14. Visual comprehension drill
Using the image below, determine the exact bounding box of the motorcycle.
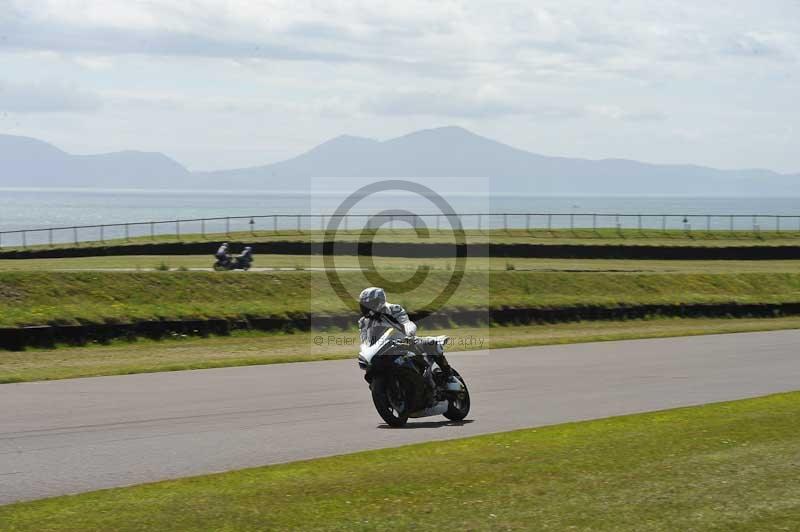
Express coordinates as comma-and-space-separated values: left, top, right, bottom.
358, 327, 470, 427
212, 254, 253, 271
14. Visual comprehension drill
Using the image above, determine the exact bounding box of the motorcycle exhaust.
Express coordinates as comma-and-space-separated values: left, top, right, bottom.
408, 400, 448, 418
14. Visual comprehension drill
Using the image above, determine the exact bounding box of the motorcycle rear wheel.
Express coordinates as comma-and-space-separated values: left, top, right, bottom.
371, 376, 409, 427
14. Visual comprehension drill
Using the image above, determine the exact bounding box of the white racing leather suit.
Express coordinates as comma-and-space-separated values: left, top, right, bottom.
358, 303, 417, 346
358, 287, 452, 376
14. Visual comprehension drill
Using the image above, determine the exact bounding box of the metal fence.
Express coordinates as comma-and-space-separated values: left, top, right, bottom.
1, 213, 800, 249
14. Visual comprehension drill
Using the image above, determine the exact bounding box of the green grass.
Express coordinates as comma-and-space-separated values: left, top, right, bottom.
3, 391, 800, 530
3, 316, 800, 383
1, 254, 800, 273
4, 226, 800, 253
2, 270, 800, 327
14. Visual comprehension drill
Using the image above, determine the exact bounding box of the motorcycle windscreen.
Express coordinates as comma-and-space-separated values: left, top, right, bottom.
358, 328, 396, 365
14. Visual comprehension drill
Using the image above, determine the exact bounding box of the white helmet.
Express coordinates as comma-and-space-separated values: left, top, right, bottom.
359, 287, 386, 316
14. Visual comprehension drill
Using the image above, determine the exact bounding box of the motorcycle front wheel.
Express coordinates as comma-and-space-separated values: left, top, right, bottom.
444, 371, 470, 421
371, 375, 409, 427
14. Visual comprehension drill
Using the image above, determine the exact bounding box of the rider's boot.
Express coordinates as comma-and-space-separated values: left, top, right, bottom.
418, 338, 454, 382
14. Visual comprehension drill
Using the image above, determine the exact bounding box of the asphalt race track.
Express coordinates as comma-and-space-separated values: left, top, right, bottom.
2, 330, 799, 505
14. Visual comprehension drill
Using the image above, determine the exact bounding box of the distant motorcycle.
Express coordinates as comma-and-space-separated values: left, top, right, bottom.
213, 247, 254, 271
358, 328, 470, 427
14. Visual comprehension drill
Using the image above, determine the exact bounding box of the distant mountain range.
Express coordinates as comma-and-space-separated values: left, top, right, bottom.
1, 126, 798, 195
0, 134, 191, 188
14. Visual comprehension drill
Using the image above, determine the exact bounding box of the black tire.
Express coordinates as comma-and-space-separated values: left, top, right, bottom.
212, 262, 227, 271
444, 372, 470, 421
371, 375, 409, 427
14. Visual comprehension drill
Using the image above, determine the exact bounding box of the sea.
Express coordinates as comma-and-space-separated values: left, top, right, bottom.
1, 187, 799, 247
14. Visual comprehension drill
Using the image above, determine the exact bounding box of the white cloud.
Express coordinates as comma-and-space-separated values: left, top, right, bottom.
363, 89, 584, 119
586, 105, 666, 123
72, 55, 114, 70
725, 31, 799, 60
0, 80, 101, 113
4, 1, 798, 80
0, 1, 798, 172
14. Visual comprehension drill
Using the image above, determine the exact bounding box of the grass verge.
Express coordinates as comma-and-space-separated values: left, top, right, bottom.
1, 254, 799, 273
3, 270, 800, 327
2, 391, 799, 530
3, 316, 800, 383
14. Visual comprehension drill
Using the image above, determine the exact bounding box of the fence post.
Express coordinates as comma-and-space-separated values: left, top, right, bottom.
201, 219, 206, 238
706, 215, 711, 234
547, 214, 552, 232
503, 213, 508, 232
525, 214, 529, 232
593, 214, 598, 233
637, 214, 642, 234
176, 220, 180, 240
730, 215, 734, 233
344, 215, 348, 232
150, 222, 155, 241
49, 228, 53, 247
776, 216, 781, 234
615, 215, 621, 236
22, 230, 27, 249
273, 215, 278, 233
101, 225, 105, 243
296, 215, 301, 233
662, 215, 666, 233
436, 215, 440, 232
125, 223, 130, 242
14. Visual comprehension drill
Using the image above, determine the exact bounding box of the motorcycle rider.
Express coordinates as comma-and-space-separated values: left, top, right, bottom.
237, 246, 254, 268
358, 287, 452, 378
215, 242, 230, 265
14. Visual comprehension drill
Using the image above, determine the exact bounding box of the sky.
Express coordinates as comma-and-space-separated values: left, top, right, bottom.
0, 1, 798, 173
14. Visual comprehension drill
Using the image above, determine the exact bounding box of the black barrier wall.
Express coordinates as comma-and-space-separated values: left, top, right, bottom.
2, 301, 800, 351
